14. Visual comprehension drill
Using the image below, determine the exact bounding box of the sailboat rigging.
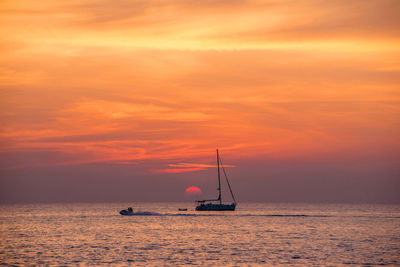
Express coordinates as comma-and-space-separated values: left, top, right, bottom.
195, 149, 237, 211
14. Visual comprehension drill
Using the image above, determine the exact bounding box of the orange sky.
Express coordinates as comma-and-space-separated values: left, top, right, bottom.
1, 0, 399, 175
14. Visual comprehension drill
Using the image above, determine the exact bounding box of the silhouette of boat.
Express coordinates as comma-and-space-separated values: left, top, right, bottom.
196, 149, 237, 211
120, 207, 134, 215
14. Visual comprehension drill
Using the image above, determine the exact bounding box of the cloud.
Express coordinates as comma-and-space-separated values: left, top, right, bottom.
152, 167, 205, 174
168, 163, 235, 168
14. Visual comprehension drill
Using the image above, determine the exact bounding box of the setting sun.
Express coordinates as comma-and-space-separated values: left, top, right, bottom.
184, 186, 202, 196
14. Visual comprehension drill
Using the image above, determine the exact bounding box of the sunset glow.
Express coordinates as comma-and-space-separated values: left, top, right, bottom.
0, 0, 399, 204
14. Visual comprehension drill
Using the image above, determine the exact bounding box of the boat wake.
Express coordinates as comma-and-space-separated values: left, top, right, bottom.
122, 211, 161, 216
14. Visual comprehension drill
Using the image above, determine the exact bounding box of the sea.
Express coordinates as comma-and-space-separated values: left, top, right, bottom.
1, 203, 399, 266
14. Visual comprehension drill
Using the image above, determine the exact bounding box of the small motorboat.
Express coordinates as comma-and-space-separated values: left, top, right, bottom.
178, 208, 187, 211
120, 207, 134, 215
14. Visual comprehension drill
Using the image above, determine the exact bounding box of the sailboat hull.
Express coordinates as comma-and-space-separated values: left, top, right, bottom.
196, 203, 236, 211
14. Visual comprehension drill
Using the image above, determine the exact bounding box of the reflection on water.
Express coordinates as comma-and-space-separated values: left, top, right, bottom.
1, 203, 399, 265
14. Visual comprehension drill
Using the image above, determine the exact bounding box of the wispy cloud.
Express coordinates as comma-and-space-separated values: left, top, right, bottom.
168, 163, 236, 168
1, 0, 399, 52
152, 167, 205, 174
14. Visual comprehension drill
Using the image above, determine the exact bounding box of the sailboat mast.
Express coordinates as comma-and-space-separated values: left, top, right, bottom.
217, 149, 222, 204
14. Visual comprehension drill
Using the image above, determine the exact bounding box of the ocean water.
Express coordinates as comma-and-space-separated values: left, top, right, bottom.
1, 203, 399, 266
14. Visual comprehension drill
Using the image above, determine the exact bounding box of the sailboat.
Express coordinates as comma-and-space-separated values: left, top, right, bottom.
195, 149, 237, 211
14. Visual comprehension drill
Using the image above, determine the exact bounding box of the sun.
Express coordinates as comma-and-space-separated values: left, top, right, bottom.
184, 186, 202, 196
